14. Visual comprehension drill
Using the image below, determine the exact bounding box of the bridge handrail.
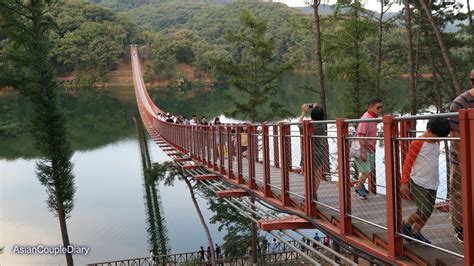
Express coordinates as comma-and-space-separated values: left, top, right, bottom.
131, 46, 474, 266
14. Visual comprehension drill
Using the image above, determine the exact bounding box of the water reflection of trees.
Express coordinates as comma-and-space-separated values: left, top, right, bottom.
0, 90, 136, 160
150, 74, 409, 121
134, 116, 170, 255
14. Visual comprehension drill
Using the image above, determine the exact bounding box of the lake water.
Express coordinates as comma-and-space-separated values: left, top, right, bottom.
0, 88, 228, 265
0, 75, 410, 264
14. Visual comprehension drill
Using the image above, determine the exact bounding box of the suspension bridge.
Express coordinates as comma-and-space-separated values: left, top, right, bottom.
93, 46, 474, 265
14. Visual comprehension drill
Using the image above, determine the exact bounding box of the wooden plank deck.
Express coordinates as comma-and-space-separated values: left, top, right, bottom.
227, 158, 465, 265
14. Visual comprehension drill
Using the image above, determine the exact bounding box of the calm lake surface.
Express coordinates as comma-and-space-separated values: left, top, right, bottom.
0, 88, 228, 265
0, 75, 409, 265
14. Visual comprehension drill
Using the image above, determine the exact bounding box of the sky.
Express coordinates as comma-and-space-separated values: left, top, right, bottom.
277, 0, 404, 11
277, 0, 472, 12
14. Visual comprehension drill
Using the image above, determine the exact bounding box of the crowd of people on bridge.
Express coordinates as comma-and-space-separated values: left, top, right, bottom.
156, 112, 222, 126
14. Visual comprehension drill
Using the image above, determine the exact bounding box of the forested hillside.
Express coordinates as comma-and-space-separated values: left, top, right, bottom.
1, 0, 473, 119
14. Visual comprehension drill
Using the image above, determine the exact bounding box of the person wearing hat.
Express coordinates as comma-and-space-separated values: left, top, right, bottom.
448, 69, 474, 243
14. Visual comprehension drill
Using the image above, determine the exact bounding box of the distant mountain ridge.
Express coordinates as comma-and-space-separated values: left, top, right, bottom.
293, 4, 466, 32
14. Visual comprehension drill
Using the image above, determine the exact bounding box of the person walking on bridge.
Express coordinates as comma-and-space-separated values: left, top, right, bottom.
400, 117, 451, 244
298, 103, 325, 200
353, 97, 383, 199
448, 69, 474, 243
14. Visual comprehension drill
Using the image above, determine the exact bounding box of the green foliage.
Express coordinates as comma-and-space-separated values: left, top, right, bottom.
0, 90, 136, 160
1, 4, 77, 264
54, 21, 126, 85
324, 1, 378, 118
207, 198, 260, 258
91, 0, 233, 12
126, 2, 305, 59
210, 10, 291, 122
408, 0, 472, 111
136, 119, 170, 255
1, 0, 76, 219
0, 98, 24, 137
48, 2, 135, 85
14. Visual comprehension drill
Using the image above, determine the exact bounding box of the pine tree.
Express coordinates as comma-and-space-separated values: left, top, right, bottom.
325, 0, 377, 118
210, 10, 290, 123
0, 1, 75, 265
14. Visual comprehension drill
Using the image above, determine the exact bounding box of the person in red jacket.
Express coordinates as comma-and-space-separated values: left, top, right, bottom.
400, 117, 451, 244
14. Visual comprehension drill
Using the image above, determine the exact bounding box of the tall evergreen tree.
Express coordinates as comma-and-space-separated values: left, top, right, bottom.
0, 1, 76, 265
403, 0, 417, 115
210, 10, 290, 123
325, 0, 377, 118
311, 0, 327, 116
416, 0, 462, 94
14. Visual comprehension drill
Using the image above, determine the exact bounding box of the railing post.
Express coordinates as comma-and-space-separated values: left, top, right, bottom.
459, 109, 474, 266
303, 120, 317, 218
236, 126, 244, 184
279, 122, 290, 206
202, 125, 206, 162
207, 126, 212, 168
336, 118, 352, 235
199, 125, 204, 162
262, 124, 271, 197
273, 125, 279, 168
192, 125, 196, 159
248, 125, 256, 189
219, 125, 225, 175
212, 126, 218, 171
383, 115, 404, 259
187, 126, 191, 156
196, 125, 201, 162
227, 125, 234, 179
399, 120, 410, 166
179, 124, 183, 152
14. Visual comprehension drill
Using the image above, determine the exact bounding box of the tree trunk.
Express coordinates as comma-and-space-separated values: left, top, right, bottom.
426, 39, 443, 112
354, 6, 362, 116
404, 0, 417, 115
183, 177, 217, 266
467, 0, 473, 48
57, 198, 73, 266
375, 0, 384, 96
312, 0, 327, 116
417, 0, 462, 94
251, 196, 258, 265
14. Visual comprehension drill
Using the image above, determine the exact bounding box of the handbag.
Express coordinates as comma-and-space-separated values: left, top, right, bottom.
350, 140, 361, 158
